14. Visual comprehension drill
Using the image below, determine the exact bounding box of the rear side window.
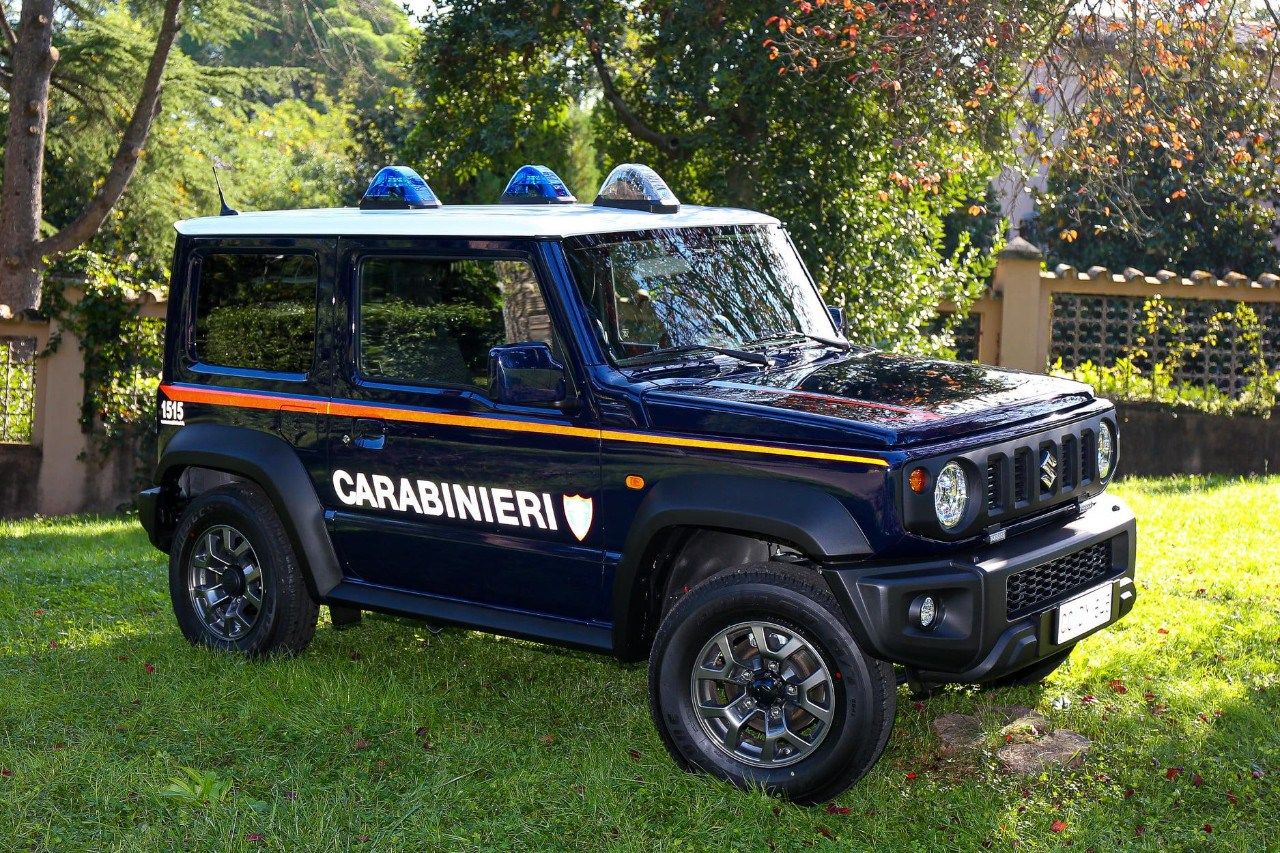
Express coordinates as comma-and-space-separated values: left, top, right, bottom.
358, 257, 554, 391
193, 252, 319, 374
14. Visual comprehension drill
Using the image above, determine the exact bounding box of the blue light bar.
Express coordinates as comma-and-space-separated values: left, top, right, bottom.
359, 166, 442, 210
500, 165, 576, 205
593, 163, 680, 213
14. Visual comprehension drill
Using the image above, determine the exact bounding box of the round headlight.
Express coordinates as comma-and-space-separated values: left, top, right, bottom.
1097, 422, 1115, 480
934, 460, 968, 530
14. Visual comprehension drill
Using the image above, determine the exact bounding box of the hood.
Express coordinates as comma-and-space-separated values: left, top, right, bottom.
641, 349, 1097, 448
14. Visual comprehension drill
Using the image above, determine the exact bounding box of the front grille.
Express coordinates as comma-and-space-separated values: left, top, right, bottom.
1006, 540, 1113, 618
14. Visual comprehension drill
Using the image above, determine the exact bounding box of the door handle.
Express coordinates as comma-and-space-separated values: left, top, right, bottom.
351, 418, 386, 450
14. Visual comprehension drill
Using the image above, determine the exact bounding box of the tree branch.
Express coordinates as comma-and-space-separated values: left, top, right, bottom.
0, 0, 16, 52
587, 42, 682, 157
38, 0, 182, 258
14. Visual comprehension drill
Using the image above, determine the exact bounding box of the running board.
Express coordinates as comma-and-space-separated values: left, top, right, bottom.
321, 581, 613, 653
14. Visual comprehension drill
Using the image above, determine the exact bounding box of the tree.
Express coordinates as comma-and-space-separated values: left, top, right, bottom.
407, 0, 1002, 352
0, 0, 186, 312
775, 0, 1280, 269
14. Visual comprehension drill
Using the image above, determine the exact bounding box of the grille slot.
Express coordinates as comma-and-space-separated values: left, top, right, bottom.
1013, 449, 1030, 504
1061, 435, 1078, 490
1006, 540, 1114, 618
986, 457, 1003, 511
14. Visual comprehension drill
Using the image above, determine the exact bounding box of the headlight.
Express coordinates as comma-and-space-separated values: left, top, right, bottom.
1097, 422, 1115, 480
934, 460, 968, 530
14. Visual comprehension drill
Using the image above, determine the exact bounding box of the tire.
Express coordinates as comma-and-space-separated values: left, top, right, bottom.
648, 563, 896, 804
983, 647, 1074, 689
169, 482, 319, 657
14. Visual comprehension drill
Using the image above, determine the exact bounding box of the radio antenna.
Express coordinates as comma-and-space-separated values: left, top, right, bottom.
211, 163, 239, 216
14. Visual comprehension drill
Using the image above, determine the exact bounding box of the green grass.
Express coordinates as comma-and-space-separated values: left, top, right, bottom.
1, 477, 1277, 851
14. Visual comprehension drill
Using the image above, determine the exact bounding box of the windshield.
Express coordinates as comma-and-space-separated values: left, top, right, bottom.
564, 225, 838, 366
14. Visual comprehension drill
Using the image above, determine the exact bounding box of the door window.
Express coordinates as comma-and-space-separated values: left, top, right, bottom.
357, 257, 556, 392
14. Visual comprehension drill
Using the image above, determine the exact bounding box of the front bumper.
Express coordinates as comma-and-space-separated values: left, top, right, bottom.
821, 496, 1136, 683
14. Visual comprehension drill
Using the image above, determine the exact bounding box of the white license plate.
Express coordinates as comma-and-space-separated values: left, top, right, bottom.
1055, 584, 1114, 644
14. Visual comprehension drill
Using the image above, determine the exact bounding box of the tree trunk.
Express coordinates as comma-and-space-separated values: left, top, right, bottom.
0, 0, 57, 314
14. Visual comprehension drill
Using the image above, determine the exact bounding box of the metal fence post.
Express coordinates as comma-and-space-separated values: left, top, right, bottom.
992, 237, 1048, 373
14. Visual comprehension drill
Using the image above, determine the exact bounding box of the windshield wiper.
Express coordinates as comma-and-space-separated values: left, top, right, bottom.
742, 331, 854, 351
622, 343, 770, 367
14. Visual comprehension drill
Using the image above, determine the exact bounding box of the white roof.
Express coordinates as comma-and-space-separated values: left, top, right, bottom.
174, 204, 779, 239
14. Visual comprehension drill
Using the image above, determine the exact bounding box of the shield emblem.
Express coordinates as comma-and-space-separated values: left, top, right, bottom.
561, 494, 594, 542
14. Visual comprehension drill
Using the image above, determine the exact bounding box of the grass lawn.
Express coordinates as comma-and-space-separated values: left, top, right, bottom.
1, 476, 1277, 851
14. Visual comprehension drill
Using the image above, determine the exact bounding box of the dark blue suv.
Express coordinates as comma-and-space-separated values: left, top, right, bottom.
138, 164, 1136, 803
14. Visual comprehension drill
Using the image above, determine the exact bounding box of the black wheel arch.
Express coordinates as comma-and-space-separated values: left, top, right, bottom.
151, 424, 342, 601
610, 474, 873, 661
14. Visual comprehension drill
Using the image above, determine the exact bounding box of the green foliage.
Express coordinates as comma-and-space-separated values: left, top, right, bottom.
406, 0, 1004, 352
360, 301, 502, 386
200, 303, 316, 374
40, 252, 165, 457
157, 767, 234, 808
1051, 298, 1280, 416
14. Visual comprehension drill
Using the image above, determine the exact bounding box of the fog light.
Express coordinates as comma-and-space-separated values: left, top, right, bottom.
910, 594, 939, 630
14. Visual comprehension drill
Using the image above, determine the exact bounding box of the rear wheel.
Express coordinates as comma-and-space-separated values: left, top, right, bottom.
648, 564, 896, 804
169, 483, 318, 656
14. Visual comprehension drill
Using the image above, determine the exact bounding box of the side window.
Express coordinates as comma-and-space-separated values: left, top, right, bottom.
193, 252, 319, 374
357, 257, 556, 392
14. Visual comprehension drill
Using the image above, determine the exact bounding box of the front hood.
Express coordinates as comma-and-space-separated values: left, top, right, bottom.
641, 349, 1097, 448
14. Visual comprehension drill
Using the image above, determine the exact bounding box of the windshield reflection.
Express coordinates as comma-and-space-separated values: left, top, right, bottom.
565, 226, 838, 366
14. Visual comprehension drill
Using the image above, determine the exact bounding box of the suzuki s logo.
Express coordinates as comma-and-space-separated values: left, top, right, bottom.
1040, 449, 1058, 490
562, 494, 594, 542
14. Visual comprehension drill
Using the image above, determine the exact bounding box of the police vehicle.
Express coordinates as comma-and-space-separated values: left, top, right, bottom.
138, 163, 1135, 803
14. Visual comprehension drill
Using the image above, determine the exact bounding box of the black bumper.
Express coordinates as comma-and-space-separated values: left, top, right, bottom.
821, 497, 1136, 683
136, 486, 166, 551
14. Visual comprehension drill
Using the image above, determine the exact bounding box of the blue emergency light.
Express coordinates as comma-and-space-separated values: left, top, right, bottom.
500, 165, 576, 205
359, 166, 442, 210
593, 163, 680, 213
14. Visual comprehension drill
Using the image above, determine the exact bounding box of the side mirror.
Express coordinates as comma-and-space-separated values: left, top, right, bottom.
488, 342, 572, 407
827, 305, 845, 334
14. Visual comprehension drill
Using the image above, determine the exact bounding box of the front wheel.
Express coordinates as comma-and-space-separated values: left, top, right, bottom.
648, 564, 896, 804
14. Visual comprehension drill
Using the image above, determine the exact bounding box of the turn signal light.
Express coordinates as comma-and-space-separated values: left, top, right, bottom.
908, 467, 929, 494
625, 475, 646, 490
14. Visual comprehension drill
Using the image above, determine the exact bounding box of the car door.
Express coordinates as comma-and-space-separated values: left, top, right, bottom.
322, 237, 606, 623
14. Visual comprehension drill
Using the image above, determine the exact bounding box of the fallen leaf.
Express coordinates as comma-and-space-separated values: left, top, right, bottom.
1192, 773, 1204, 787
415, 726, 429, 738
285, 791, 298, 801
912, 701, 925, 711
34, 609, 45, 616
144, 662, 155, 675
540, 734, 556, 746
48, 640, 58, 649
627, 749, 641, 761
246, 833, 264, 843
905, 772, 918, 781
1227, 791, 1238, 805
1136, 825, 1146, 836
1157, 627, 1170, 635
0, 769, 12, 778
1051, 819, 1067, 833
1108, 679, 1127, 694
1124, 788, 1135, 799
354, 739, 370, 750
826, 803, 851, 815
1166, 767, 1182, 780
1203, 824, 1213, 833
817, 826, 834, 840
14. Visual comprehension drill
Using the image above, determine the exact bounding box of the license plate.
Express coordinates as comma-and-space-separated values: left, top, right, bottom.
1055, 584, 1114, 644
